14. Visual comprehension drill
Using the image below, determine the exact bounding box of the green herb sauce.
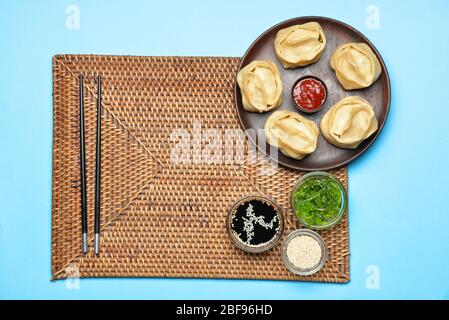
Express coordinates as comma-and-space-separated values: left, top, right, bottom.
294, 176, 344, 227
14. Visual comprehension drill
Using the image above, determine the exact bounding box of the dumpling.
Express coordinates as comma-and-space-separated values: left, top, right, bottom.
236, 60, 283, 113
320, 96, 378, 149
330, 43, 382, 90
265, 111, 319, 160
274, 22, 326, 68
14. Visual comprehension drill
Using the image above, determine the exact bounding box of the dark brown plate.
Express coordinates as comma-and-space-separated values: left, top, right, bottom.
234, 16, 391, 171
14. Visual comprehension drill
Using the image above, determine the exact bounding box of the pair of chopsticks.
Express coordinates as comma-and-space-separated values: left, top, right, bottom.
79, 74, 102, 256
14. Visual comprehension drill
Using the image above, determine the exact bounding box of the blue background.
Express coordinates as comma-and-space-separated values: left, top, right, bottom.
1, 0, 449, 300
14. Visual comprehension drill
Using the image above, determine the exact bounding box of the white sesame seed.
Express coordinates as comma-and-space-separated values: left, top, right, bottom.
286, 235, 322, 270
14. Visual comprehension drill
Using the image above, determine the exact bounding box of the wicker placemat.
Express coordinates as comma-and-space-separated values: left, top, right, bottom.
51, 55, 349, 283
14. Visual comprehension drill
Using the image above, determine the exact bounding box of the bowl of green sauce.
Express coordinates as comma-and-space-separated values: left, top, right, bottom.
290, 172, 346, 230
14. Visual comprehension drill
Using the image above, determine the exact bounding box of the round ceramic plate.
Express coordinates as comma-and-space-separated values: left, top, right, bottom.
234, 16, 391, 171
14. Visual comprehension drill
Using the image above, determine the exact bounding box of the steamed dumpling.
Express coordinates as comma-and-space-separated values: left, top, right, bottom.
237, 60, 283, 113
274, 22, 326, 68
330, 43, 382, 90
265, 111, 319, 160
320, 96, 378, 149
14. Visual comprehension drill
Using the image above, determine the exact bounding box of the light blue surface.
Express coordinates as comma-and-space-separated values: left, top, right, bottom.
1, 0, 449, 300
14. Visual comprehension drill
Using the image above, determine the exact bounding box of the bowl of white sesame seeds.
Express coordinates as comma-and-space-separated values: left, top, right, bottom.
281, 229, 327, 276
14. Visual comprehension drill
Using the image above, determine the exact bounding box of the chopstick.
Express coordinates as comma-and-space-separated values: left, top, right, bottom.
79, 74, 88, 254
94, 75, 102, 256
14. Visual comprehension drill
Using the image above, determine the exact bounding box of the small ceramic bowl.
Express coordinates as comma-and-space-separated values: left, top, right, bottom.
281, 229, 327, 276
291, 75, 327, 113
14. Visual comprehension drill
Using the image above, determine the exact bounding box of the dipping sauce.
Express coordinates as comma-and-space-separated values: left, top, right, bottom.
227, 196, 284, 253
292, 77, 327, 112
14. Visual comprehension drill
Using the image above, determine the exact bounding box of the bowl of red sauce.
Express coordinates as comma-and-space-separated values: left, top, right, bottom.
291, 76, 327, 113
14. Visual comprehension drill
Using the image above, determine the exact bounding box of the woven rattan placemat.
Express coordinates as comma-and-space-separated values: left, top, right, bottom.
51, 55, 349, 283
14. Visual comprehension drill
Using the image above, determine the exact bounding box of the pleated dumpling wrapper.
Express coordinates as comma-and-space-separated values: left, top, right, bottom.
330, 43, 382, 90
237, 60, 283, 113
265, 111, 319, 160
274, 22, 326, 68
320, 96, 378, 149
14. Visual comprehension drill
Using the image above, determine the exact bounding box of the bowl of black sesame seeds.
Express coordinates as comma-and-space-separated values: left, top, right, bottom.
226, 195, 284, 253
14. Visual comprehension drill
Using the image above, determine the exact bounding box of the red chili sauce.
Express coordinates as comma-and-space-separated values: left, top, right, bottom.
292, 77, 327, 112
